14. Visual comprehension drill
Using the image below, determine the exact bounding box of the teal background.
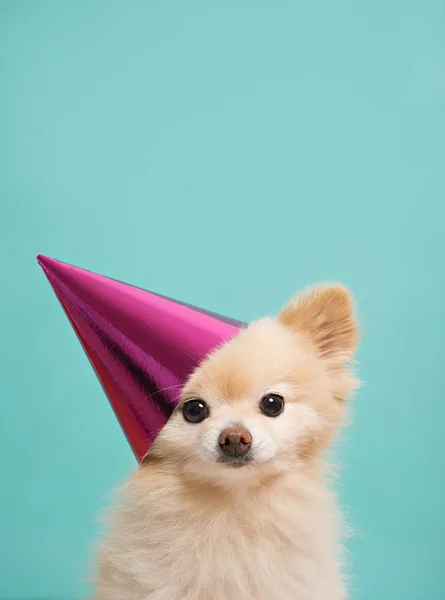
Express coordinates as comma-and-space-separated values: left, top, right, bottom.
1, 1, 444, 598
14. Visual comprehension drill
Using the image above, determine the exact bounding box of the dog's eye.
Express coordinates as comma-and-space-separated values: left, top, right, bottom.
182, 399, 209, 423
259, 393, 285, 417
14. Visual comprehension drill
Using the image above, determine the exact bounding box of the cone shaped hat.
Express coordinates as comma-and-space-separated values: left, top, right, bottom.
37, 256, 243, 461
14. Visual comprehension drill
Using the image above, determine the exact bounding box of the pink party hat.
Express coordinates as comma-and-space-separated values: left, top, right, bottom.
37, 256, 243, 462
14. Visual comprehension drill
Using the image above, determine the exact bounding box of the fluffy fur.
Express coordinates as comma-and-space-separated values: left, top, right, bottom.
94, 284, 359, 600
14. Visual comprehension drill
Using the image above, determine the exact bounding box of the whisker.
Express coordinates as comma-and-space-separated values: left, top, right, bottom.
151, 384, 183, 397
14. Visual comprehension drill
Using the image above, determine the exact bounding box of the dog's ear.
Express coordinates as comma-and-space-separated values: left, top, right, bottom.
278, 284, 358, 363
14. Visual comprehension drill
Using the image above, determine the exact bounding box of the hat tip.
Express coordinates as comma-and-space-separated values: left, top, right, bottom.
37, 255, 61, 275
37, 254, 56, 268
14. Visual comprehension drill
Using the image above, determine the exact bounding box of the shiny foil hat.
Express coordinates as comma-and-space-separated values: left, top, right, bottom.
37, 256, 244, 462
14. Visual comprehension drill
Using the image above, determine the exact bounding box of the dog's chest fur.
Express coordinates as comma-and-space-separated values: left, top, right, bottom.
97, 469, 346, 600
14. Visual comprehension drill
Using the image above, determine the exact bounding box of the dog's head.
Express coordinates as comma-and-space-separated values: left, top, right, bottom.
148, 285, 359, 488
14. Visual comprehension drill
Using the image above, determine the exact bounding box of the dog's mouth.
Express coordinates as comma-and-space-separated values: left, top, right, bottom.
216, 454, 254, 468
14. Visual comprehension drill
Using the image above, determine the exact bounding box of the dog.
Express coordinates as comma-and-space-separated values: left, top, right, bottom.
94, 284, 359, 600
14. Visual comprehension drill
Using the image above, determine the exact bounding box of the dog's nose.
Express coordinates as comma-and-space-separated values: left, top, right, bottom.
218, 426, 252, 457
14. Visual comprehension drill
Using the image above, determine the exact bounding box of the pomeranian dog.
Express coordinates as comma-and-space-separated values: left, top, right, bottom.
95, 284, 359, 600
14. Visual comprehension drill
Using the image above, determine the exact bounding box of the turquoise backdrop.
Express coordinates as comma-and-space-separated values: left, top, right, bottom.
1, 1, 444, 599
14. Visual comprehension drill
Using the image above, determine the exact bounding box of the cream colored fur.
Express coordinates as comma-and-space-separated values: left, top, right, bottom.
94, 284, 359, 600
